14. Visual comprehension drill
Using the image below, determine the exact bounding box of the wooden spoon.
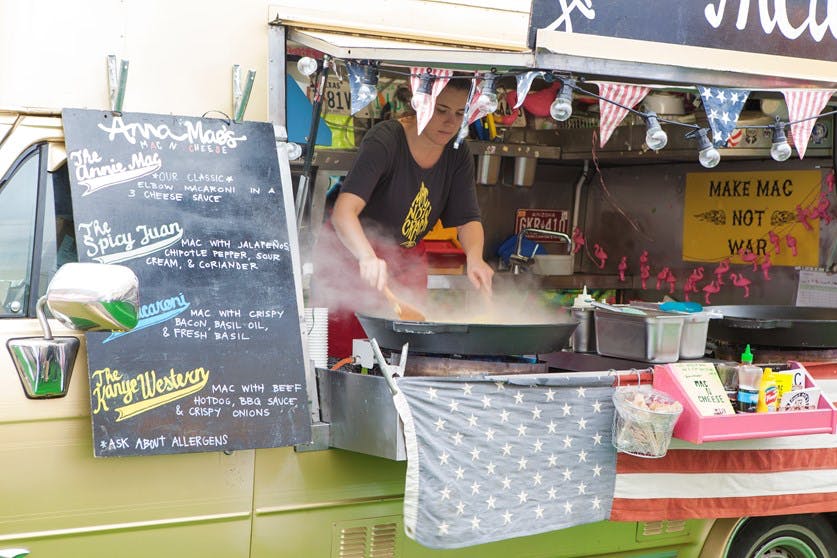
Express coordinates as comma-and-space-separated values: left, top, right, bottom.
383, 285, 426, 321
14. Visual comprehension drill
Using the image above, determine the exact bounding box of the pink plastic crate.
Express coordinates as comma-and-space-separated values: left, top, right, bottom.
652, 363, 837, 444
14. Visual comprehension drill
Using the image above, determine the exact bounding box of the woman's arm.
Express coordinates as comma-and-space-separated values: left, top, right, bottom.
457, 220, 494, 293
331, 192, 388, 290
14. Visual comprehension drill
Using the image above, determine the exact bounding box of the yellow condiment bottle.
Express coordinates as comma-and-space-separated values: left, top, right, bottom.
756, 367, 778, 413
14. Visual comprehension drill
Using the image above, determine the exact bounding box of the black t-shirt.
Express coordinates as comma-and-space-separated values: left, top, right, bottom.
340, 119, 480, 248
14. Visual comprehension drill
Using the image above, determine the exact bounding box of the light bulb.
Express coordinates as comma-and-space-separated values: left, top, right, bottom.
694, 128, 721, 168
285, 142, 303, 161
476, 73, 498, 114
411, 71, 435, 110
297, 57, 318, 77
644, 112, 668, 150
770, 122, 792, 162
550, 81, 574, 122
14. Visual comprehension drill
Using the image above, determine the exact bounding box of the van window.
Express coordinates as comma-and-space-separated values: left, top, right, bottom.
0, 149, 39, 316
36, 162, 76, 300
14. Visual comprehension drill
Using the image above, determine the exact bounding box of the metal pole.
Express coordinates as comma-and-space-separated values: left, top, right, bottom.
295, 55, 331, 226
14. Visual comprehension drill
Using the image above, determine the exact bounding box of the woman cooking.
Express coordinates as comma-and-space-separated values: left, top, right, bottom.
313, 75, 494, 357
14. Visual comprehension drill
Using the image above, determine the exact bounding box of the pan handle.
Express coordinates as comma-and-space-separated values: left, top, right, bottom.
723, 317, 793, 329
391, 321, 470, 334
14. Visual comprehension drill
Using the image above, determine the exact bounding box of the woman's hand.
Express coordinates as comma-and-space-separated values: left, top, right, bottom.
359, 254, 388, 291
466, 255, 494, 294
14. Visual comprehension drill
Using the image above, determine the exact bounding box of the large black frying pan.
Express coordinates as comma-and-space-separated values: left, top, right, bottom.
706, 305, 837, 348
356, 312, 579, 356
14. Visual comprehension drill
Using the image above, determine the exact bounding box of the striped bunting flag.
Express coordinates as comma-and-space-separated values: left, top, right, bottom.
610, 363, 837, 521
410, 67, 453, 136
782, 89, 835, 159
593, 82, 651, 148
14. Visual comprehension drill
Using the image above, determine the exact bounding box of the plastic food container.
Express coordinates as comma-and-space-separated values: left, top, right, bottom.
594, 307, 685, 363
612, 387, 683, 458
628, 302, 710, 360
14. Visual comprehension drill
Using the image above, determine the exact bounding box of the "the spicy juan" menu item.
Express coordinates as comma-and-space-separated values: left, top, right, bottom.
63, 109, 310, 457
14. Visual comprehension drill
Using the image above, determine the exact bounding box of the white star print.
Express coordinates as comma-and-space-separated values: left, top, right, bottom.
563, 435, 573, 448
434, 417, 446, 431
517, 490, 528, 504
592, 496, 602, 510
547, 420, 558, 433
562, 403, 572, 416
471, 515, 481, 530
592, 400, 602, 413
578, 449, 588, 462
503, 511, 513, 525
470, 447, 481, 461
534, 504, 545, 519
708, 108, 719, 121
486, 495, 496, 509
548, 454, 558, 467
592, 432, 603, 445
701, 87, 713, 100
448, 399, 460, 413
577, 417, 588, 430
438, 521, 449, 535
502, 443, 512, 456
500, 409, 510, 423
721, 111, 730, 124
730, 92, 739, 103
517, 424, 528, 437
514, 391, 525, 404
576, 386, 587, 398
577, 481, 588, 495
463, 383, 473, 395
494, 381, 505, 391
467, 414, 478, 428
439, 451, 450, 465
564, 501, 573, 514
501, 476, 512, 490
456, 501, 465, 515
533, 471, 543, 485
485, 428, 496, 441
440, 485, 451, 500
563, 467, 573, 481
531, 406, 542, 419
517, 456, 528, 470
486, 462, 496, 475
451, 432, 463, 446
471, 481, 481, 495
427, 387, 438, 400
548, 486, 558, 499
592, 463, 603, 477
545, 388, 556, 401
533, 438, 544, 452
716, 89, 726, 102
455, 466, 465, 480
481, 394, 492, 408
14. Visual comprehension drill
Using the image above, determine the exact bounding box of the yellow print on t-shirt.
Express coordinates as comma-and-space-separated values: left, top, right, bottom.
400, 181, 431, 248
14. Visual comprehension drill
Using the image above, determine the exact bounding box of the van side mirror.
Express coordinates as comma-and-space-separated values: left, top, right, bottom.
6, 263, 139, 398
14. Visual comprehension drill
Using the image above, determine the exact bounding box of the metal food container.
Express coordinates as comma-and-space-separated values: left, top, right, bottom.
594, 308, 684, 363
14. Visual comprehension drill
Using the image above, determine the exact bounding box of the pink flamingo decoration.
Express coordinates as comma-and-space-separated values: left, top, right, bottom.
617, 256, 628, 282
683, 277, 698, 302
811, 192, 832, 225
761, 253, 772, 280
639, 250, 649, 267
786, 234, 798, 257
739, 247, 759, 272
665, 269, 677, 295
796, 204, 813, 230
702, 280, 720, 305
713, 258, 730, 285
640, 265, 651, 290
593, 243, 608, 269
656, 267, 670, 290
689, 266, 705, 284
768, 230, 781, 254
729, 272, 752, 298
571, 227, 585, 255
827, 169, 835, 193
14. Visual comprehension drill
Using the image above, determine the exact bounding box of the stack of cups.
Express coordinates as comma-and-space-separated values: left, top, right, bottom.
304, 307, 329, 369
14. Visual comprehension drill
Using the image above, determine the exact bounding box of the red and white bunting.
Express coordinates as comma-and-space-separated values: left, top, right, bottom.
782, 89, 836, 159
593, 82, 651, 148
410, 67, 453, 135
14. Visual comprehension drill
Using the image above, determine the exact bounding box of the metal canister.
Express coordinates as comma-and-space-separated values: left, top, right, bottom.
571, 307, 596, 353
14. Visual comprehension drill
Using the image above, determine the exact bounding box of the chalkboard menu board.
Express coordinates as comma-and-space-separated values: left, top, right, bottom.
62, 109, 311, 457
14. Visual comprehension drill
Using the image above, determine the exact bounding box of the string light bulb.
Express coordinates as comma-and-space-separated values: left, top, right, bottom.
354, 62, 379, 112
692, 128, 721, 168
644, 112, 668, 150
550, 79, 575, 122
411, 69, 436, 111
475, 72, 498, 114
297, 57, 318, 77
770, 119, 792, 162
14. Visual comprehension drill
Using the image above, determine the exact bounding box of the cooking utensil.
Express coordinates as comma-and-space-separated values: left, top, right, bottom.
591, 301, 647, 315
382, 286, 426, 321
706, 305, 837, 348
355, 312, 578, 356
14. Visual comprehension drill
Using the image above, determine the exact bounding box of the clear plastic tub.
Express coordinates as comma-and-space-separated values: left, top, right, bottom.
612, 387, 683, 458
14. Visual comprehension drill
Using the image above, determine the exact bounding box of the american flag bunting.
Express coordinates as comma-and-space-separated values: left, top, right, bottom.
593, 82, 650, 148
782, 89, 835, 159
697, 86, 750, 148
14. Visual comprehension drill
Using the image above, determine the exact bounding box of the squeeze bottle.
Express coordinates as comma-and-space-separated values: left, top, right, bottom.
571, 286, 596, 353
736, 345, 762, 413
756, 367, 778, 413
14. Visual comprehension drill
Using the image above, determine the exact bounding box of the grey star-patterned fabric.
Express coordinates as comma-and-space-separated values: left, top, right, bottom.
697, 86, 751, 148
392, 372, 617, 549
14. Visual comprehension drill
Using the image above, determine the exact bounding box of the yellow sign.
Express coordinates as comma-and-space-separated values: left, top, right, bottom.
683, 170, 821, 266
